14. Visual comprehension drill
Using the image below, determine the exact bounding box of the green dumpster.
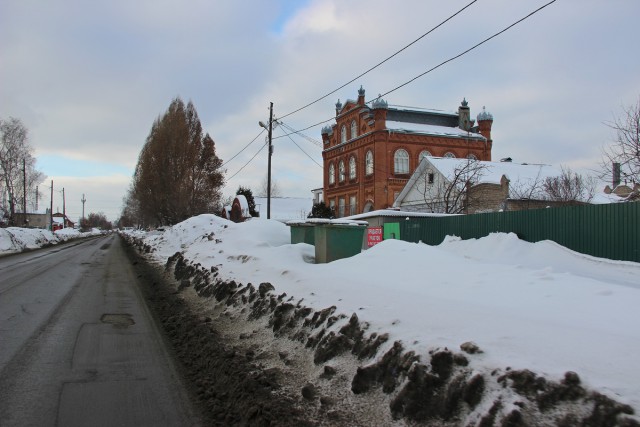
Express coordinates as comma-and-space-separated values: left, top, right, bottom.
313, 220, 367, 263
288, 221, 316, 245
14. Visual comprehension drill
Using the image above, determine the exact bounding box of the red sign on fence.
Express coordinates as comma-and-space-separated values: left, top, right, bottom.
367, 227, 383, 247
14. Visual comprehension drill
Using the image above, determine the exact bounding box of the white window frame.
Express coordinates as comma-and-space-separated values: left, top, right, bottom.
338, 160, 345, 182
394, 149, 409, 174
350, 120, 357, 140
341, 125, 347, 144
444, 152, 456, 158
349, 195, 357, 215
328, 162, 335, 185
365, 150, 373, 175
349, 156, 356, 180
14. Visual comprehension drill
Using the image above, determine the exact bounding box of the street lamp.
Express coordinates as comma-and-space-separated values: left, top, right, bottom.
259, 102, 274, 219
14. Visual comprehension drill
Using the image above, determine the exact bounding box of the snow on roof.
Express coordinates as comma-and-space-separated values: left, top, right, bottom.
287, 218, 368, 226
344, 209, 457, 220
385, 120, 486, 140
394, 157, 561, 206
425, 157, 559, 187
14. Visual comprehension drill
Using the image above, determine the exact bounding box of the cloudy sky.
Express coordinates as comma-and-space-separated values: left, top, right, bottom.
2, 0, 639, 222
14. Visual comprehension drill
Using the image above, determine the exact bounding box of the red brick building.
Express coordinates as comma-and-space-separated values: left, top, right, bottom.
321, 87, 494, 216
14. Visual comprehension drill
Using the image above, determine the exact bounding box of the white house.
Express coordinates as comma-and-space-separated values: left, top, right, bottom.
393, 157, 566, 214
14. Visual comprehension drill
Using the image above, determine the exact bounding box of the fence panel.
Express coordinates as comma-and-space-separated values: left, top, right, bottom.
398, 203, 639, 262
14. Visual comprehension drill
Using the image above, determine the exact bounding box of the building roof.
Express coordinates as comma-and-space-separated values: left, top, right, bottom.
394, 157, 561, 206
426, 157, 559, 186
385, 120, 486, 140
344, 208, 457, 220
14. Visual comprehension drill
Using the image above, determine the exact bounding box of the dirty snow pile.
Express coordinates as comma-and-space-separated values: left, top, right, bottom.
0, 227, 104, 254
133, 214, 640, 413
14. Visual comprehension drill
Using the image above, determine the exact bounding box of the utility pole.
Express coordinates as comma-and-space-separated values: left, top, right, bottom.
22, 159, 27, 216
267, 102, 273, 220
62, 188, 66, 228
35, 186, 38, 211
50, 180, 53, 231
81, 194, 86, 221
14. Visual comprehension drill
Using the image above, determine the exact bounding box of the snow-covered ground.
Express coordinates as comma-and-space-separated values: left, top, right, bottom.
0, 227, 105, 254
129, 214, 640, 413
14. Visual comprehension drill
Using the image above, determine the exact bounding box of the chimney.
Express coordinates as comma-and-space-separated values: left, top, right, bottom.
613, 162, 621, 188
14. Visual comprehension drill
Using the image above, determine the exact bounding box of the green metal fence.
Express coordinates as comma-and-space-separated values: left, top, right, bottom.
399, 202, 639, 263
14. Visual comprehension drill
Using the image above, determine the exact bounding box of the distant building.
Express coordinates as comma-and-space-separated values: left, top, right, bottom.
52, 212, 75, 230
12, 211, 51, 229
222, 196, 313, 223
321, 86, 493, 217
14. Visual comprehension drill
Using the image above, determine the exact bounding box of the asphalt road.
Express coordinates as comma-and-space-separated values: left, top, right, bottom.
0, 234, 199, 427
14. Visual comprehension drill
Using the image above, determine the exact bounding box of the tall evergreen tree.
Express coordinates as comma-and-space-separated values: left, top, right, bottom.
131, 98, 224, 225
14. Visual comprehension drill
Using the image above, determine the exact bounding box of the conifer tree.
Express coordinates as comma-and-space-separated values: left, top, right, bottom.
131, 98, 224, 225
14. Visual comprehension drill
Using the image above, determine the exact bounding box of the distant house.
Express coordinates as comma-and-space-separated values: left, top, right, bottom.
602, 183, 640, 202
12, 211, 51, 229
222, 196, 313, 223
393, 157, 581, 214
52, 212, 75, 230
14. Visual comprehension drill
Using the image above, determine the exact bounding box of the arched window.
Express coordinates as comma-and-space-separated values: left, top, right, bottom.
444, 152, 456, 158
419, 150, 432, 163
350, 120, 357, 139
338, 160, 345, 182
365, 150, 373, 176
349, 156, 356, 180
328, 162, 335, 185
467, 154, 478, 160
394, 149, 409, 174
341, 125, 347, 144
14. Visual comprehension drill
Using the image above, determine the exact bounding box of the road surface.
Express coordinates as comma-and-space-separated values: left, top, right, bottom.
0, 234, 199, 426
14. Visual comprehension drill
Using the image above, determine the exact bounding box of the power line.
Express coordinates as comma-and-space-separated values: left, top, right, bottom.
226, 140, 269, 181
274, 126, 323, 168
275, 0, 557, 140
278, 0, 479, 120
221, 129, 266, 168
278, 121, 323, 148
375, 0, 557, 101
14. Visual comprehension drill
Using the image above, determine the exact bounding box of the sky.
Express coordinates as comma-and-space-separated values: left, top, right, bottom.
2, 0, 639, 222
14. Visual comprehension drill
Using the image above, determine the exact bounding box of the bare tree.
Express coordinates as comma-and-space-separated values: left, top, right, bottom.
256, 175, 282, 198
0, 117, 46, 224
601, 97, 640, 185
417, 159, 488, 214
542, 166, 596, 203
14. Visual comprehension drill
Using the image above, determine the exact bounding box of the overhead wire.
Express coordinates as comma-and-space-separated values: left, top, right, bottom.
220, 128, 266, 168
226, 140, 269, 181
275, 0, 557, 140
277, 0, 479, 120
374, 0, 557, 102
274, 124, 323, 168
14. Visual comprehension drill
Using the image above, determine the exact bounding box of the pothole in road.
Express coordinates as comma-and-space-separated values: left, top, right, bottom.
100, 313, 135, 328
100, 243, 111, 250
